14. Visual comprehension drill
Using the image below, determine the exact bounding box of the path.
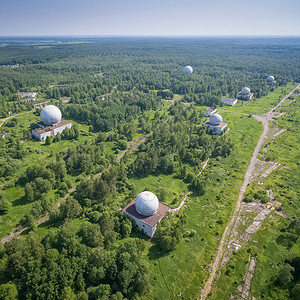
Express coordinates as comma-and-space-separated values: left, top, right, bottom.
199, 83, 300, 300
171, 159, 209, 215
0, 110, 34, 127
238, 255, 257, 300
220, 110, 250, 116
1, 134, 147, 244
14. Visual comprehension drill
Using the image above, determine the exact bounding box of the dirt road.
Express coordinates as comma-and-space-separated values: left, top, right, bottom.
0, 110, 34, 127
1, 135, 147, 244
199, 83, 300, 300
171, 159, 209, 215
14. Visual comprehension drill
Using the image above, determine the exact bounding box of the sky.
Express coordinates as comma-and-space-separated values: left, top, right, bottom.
0, 0, 299, 36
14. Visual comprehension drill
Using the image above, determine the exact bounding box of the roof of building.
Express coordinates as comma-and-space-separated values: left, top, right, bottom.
221, 97, 237, 103
205, 107, 217, 113
204, 120, 227, 128
19, 92, 37, 98
34, 100, 49, 106
0, 133, 7, 137
32, 120, 71, 135
123, 199, 170, 227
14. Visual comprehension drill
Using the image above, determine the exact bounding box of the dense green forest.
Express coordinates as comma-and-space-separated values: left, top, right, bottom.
0, 37, 299, 299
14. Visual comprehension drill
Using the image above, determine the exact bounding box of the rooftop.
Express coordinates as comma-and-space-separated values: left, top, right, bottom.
34, 100, 49, 105
33, 120, 71, 134
204, 120, 227, 128
19, 92, 37, 98
123, 199, 170, 227
205, 107, 217, 113
221, 97, 236, 103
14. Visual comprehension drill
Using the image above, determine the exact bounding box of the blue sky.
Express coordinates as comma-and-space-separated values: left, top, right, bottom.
0, 0, 299, 36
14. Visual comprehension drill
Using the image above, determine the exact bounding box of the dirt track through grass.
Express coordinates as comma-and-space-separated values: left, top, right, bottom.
199, 83, 300, 300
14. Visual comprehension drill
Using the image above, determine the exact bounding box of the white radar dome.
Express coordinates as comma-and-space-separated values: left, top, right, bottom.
135, 191, 159, 216
241, 87, 251, 95
183, 66, 193, 74
209, 113, 223, 125
267, 76, 275, 82
41, 105, 62, 125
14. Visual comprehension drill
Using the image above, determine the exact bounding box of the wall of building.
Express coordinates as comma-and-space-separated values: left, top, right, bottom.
204, 123, 227, 135
53, 123, 72, 135
32, 122, 72, 141
237, 93, 253, 101
32, 130, 52, 141
124, 212, 156, 237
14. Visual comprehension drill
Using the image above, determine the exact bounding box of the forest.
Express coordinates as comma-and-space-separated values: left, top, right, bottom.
0, 37, 299, 299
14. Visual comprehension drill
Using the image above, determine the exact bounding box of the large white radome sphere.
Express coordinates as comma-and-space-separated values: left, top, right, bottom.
135, 191, 159, 216
209, 113, 223, 125
241, 87, 251, 95
183, 65, 193, 74
41, 105, 62, 125
267, 76, 275, 82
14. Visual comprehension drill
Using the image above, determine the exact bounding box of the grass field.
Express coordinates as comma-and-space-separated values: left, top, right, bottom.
1, 83, 298, 299
212, 214, 299, 299
141, 111, 263, 299
206, 84, 300, 299
221, 82, 297, 115
0, 111, 97, 239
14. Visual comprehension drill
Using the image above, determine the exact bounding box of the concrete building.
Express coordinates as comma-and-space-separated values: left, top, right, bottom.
18, 92, 37, 103
183, 65, 193, 74
33, 100, 49, 108
204, 107, 217, 117
236, 87, 253, 101
32, 105, 72, 141
203, 113, 227, 135
32, 120, 72, 141
122, 191, 170, 237
221, 97, 237, 106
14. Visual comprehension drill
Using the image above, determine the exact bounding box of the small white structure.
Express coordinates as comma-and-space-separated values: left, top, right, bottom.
237, 87, 253, 101
267, 76, 275, 84
221, 97, 237, 106
0, 133, 7, 138
204, 107, 217, 117
32, 105, 72, 141
183, 65, 193, 74
203, 113, 227, 135
122, 191, 170, 237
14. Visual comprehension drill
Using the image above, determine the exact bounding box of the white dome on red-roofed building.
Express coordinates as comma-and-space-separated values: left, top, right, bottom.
241, 87, 251, 95
135, 191, 159, 216
209, 113, 222, 125
40, 105, 61, 125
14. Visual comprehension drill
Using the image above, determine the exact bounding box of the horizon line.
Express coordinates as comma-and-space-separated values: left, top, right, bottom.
0, 34, 300, 38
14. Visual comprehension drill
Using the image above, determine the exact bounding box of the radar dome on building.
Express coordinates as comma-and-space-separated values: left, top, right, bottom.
209, 113, 223, 125
183, 66, 193, 74
241, 87, 251, 95
135, 191, 159, 217
267, 76, 275, 82
41, 105, 62, 126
